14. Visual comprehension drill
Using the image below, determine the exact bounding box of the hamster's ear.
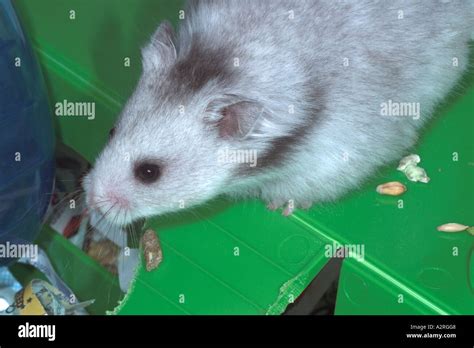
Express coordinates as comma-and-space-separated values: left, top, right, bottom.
142, 21, 177, 71
205, 95, 267, 140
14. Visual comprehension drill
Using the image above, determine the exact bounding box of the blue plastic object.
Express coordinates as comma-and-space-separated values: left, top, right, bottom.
0, 0, 54, 264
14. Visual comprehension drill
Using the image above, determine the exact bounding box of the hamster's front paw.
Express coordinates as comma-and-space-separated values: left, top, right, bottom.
266, 200, 313, 216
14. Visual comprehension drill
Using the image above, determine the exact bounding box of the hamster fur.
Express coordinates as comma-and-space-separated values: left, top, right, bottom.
84, 0, 474, 225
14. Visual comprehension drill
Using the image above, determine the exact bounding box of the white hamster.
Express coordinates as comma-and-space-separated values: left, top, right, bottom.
83, 0, 474, 225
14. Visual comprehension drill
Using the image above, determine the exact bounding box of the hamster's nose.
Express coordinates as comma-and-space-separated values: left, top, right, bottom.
104, 190, 130, 209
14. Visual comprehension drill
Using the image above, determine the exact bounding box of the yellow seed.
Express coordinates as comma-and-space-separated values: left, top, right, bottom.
436, 223, 470, 233
376, 181, 407, 196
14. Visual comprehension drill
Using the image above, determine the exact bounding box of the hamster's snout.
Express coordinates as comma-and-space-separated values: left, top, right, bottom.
89, 189, 130, 213
85, 176, 133, 226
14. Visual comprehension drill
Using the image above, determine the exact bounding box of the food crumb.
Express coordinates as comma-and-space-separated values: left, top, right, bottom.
141, 229, 163, 272
397, 154, 430, 183
86, 239, 120, 275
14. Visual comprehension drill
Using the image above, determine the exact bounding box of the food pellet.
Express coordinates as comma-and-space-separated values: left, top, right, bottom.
141, 229, 163, 272
87, 239, 120, 275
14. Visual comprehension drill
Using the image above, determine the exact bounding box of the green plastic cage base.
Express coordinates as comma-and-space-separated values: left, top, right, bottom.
11, 0, 474, 315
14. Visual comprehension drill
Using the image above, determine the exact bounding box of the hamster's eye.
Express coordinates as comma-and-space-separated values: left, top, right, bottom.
134, 162, 161, 184
109, 127, 116, 139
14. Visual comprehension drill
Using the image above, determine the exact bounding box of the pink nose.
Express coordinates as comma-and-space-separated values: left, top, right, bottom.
105, 190, 130, 209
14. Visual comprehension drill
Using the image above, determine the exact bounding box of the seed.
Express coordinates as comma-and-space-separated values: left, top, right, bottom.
376, 181, 407, 196
436, 223, 470, 233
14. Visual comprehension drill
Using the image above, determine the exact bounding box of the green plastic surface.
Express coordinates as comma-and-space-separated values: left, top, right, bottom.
13, 0, 474, 314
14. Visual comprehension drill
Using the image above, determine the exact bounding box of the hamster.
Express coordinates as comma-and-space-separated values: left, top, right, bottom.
83, 0, 474, 226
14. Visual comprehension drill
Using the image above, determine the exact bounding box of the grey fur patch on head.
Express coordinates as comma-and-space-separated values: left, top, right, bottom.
166, 35, 236, 96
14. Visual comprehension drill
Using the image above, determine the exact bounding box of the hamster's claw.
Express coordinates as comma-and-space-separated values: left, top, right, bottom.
282, 204, 295, 216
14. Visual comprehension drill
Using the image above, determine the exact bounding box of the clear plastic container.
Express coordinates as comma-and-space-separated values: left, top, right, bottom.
0, 0, 54, 264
